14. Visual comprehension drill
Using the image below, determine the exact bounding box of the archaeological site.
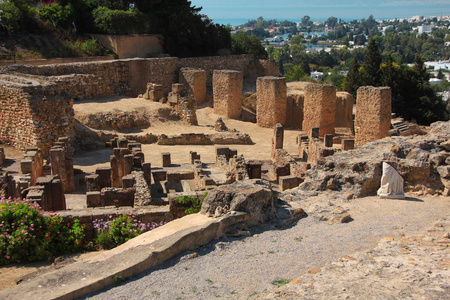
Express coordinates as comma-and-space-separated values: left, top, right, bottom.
0, 54, 449, 299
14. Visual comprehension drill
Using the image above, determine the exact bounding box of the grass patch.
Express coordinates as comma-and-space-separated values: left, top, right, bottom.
271, 279, 290, 288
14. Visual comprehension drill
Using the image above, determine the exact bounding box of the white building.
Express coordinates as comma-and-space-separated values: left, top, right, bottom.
418, 25, 433, 34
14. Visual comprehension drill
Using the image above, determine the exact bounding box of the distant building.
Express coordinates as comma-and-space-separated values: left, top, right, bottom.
418, 25, 433, 33
311, 71, 323, 79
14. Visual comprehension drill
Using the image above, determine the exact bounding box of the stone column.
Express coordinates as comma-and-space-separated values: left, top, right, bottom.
303, 84, 336, 137
213, 70, 243, 119
124, 154, 134, 176
110, 155, 121, 187
271, 123, 284, 161
324, 134, 333, 147
256, 77, 287, 128
355, 86, 391, 147
142, 162, 152, 186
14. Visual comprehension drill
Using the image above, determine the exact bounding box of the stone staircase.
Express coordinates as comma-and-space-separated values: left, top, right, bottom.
392, 119, 409, 133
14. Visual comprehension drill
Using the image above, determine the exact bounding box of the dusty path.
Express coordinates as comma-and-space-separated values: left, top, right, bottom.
83, 194, 449, 300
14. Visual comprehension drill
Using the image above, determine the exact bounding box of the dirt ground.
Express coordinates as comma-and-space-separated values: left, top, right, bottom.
72, 97, 303, 173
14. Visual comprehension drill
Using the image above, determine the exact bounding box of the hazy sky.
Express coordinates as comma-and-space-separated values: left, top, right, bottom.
189, 0, 450, 21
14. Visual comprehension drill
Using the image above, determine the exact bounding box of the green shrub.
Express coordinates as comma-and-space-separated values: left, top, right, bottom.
93, 215, 164, 250
38, 3, 74, 29
80, 38, 104, 56
173, 196, 202, 215
93, 7, 149, 35
0, 198, 86, 265
0, 0, 38, 35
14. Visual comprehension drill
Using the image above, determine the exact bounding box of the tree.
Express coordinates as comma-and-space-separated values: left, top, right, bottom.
325, 16, 338, 29
343, 58, 360, 98
301, 15, 310, 26
362, 37, 382, 86
231, 31, 266, 58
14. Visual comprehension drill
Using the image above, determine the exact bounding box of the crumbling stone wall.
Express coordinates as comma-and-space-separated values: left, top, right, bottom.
256, 77, 287, 128
0, 81, 74, 155
213, 70, 243, 119
355, 86, 391, 147
179, 55, 264, 89
179, 68, 207, 105
303, 84, 336, 137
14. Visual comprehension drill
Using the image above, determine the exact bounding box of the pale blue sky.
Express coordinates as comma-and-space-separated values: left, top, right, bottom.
190, 0, 450, 22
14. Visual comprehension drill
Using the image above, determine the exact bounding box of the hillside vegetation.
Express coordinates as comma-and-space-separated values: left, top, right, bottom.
0, 0, 231, 58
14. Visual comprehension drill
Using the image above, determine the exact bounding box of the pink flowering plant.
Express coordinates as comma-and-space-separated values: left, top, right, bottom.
0, 198, 86, 265
93, 214, 164, 249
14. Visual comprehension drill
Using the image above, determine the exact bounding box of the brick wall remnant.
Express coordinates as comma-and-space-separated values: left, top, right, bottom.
335, 91, 354, 129
179, 68, 207, 105
256, 77, 287, 128
342, 139, 355, 150
49, 143, 75, 193
20, 148, 44, 186
213, 70, 243, 119
302, 84, 337, 138
355, 86, 391, 147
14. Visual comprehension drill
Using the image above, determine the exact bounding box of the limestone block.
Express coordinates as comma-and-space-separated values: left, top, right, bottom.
86, 191, 102, 208
161, 152, 171, 167
279, 175, 300, 191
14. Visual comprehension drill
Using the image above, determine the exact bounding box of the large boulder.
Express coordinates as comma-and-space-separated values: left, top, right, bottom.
200, 179, 275, 225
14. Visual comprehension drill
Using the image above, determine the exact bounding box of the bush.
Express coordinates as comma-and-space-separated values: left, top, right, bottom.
93, 7, 149, 35
93, 214, 164, 249
0, 198, 86, 265
173, 196, 202, 215
38, 3, 74, 29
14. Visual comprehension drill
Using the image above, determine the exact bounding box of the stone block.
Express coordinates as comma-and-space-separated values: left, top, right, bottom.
342, 139, 355, 150
311, 127, 320, 139
101, 187, 135, 207
279, 175, 300, 191
275, 165, 290, 183
142, 162, 152, 186
161, 152, 171, 167
85, 174, 100, 192
189, 151, 200, 164
247, 161, 262, 179
166, 171, 195, 181
86, 191, 102, 208
124, 154, 133, 176
324, 134, 334, 147
172, 83, 184, 94
152, 170, 167, 181
96, 167, 112, 189
122, 174, 134, 189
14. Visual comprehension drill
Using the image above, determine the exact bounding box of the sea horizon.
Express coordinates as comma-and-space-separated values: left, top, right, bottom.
213, 14, 447, 27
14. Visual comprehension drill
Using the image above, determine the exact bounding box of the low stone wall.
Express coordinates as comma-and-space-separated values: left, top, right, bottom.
0, 79, 74, 155
48, 207, 172, 240
157, 132, 253, 145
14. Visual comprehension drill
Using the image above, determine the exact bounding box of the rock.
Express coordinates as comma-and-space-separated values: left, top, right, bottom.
437, 166, 450, 179
214, 117, 228, 132
200, 179, 275, 224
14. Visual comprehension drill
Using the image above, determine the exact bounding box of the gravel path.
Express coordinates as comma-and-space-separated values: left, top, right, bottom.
83, 194, 449, 300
